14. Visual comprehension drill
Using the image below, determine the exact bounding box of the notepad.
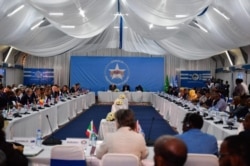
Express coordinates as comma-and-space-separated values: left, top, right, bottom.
23, 146, 44, 157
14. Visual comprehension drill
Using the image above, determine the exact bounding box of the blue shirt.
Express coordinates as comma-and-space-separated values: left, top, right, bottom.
176, 129, 218, 155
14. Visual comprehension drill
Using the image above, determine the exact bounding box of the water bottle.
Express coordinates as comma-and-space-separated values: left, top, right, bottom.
234, 116, 237, 125
36, 129, 42, 147
90, 132, 97, 147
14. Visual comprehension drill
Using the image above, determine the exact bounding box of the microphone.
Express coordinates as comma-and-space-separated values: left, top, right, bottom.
146, 117, 155, 146
42, 115, 62, 146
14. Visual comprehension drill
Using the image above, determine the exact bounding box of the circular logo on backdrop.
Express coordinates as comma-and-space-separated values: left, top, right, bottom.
35, 71, 43, 78
104, 60, 130, 86
192, 73, 199, 80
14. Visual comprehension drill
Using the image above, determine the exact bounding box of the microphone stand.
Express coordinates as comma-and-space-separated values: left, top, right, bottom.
42, 115, 62, 146
146, 117, 155, 146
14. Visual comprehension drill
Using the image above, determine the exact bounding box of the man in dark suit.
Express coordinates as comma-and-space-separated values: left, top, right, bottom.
109, 84, 117, 91
122, 84, 130, 91
20, 88, 35, 105
70, 83, 80, 93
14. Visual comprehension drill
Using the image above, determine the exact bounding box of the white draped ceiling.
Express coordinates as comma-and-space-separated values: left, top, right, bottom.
0, 0, 250, 60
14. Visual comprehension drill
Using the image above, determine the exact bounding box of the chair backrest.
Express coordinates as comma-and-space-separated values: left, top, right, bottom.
50, 145, 86, 166
184, 153, 219, 166
101, 153, 140, 166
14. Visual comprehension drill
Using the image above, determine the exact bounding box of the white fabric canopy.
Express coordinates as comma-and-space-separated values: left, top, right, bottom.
0, 0, 250, 59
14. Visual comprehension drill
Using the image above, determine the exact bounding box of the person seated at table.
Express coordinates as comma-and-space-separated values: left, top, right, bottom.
219, 135, 250, 166
51, 85, 60, 99
229, 95, 249, 119
108, 84, 117, 91
135, 85, 143, 92
0, 115, 28, 166
61, 85, 69, 95
154, 135, 187, 166
211, 90, 227, 112
239, 113, 250, 138
176, 113, 218, 155
201, 90, 213, 109
122, 84, 130, 91
96, 109, 148, 160
70, 83, 81, 93
188, 88, 197, 101
20, 88, 35, 105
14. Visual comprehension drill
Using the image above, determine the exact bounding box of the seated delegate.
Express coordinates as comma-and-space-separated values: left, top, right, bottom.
96, 109, 148, 160
154, 135, 187, 166
0, 115, 28, 166
176, 113, 218, 155
135, 85, 143, 92
109, 84, 117, 91
122, 84, 130, 91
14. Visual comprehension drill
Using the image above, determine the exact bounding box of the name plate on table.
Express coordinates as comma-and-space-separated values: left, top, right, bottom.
65, 138, 88, 146
13, 137, 36, 146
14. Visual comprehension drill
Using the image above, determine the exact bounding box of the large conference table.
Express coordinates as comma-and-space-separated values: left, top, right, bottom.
4, 92, 95, 140
151, 93, 239, 140
97, 91, 152, 103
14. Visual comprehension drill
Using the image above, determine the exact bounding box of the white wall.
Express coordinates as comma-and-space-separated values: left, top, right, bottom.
5, 68, 23, 86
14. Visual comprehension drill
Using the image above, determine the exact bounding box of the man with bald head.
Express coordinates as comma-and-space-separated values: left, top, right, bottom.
154, 135, 187, 166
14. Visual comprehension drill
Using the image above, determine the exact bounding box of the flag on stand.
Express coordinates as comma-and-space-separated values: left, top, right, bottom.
85, 120, 97, 138
164, 75, 169, 92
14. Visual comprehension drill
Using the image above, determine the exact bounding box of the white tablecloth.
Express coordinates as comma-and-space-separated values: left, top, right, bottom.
5, 93, 96, 140
97, 91, 152, 103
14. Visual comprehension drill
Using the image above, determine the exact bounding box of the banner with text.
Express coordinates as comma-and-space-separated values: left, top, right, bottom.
24, 68, 54, 85
180, 70, 211, 88
70, 56, 164, 92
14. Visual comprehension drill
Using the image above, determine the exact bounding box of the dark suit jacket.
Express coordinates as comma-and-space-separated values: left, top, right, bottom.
122, 85, 130, 91
109, 84, 117, 91
0, 131, 28, 166
20, 94, 34, 105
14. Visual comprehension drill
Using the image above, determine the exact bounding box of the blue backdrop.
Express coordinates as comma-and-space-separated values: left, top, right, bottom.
23, 68, 54, 85
70, 56, 164, 92
180, 70, 211, 88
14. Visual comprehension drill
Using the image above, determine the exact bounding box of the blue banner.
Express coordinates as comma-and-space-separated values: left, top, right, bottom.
23, 68, 54, 85
70, 56, 164, 92
180, 70, 211, 88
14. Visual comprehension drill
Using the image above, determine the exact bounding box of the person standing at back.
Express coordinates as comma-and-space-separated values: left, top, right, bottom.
154, 135, 187, 166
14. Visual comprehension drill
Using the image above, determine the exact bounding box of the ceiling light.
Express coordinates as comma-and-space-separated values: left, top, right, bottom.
7, 5, 25, 17
225, 51, 233, 66
61, 25, 75, 29
166, 26, 179, 30
30, 20, 45, 30
213, 7, 230, 20
79, 8, 85, 18
149, 24, 154, 29
49, 12, 64, 16
4, 47, 13, 63
114, 26, 119, 29
175, 15, 188, 18
193, 22, 208, 33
